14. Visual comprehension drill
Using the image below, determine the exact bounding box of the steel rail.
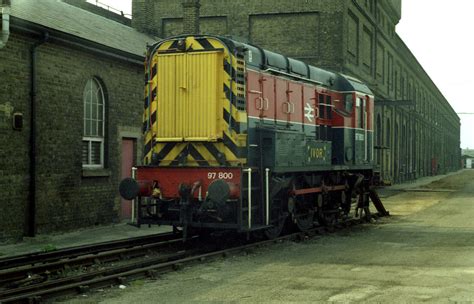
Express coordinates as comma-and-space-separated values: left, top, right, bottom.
0, 236, 188, 287
0, 250, 196, 301
0, 232, 179, 270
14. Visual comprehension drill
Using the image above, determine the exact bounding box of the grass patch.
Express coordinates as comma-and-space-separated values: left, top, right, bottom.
41, 244, 57, 252
130, 279, 146, 287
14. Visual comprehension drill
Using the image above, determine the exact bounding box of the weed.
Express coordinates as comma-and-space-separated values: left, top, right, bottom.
41, 244, 57, 252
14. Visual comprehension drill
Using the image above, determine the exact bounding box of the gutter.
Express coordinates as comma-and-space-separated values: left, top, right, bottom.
28, 32, 49, 237
0, 3, 10, 49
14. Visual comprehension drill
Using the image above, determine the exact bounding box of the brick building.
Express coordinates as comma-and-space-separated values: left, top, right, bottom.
131, 0, 461, 183
0, 0, 155, 240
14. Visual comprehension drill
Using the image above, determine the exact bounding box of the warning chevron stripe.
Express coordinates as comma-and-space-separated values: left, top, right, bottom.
153, 141, 245, 167
160, 143, 186, 166
223, 133, 246, 158
223, 108, 244, 134
151, 64, 157, 79
223, 83, 237, 108
224, 59, 237, 83
144, 138, 153, 160
152, 142, 177, 165
188, 145, 210, 167
194, 38, 215, 50
150, 111, 157, 125
168, 40, 180, 50
193, 144, 218, 163
203, 142, 228, 165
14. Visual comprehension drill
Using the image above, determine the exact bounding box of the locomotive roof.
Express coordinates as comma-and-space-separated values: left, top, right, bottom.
229, 39, 373, 95
163, 35, 372, 95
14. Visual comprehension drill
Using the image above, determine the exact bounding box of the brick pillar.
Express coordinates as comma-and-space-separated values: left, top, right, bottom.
182, 0, 200, 34
133, 0, 155, 33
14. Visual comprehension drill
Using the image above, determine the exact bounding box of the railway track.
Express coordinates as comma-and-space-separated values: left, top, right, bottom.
0, 215, 381, 303
0, 232, 183, 271
0, 232, 188, 302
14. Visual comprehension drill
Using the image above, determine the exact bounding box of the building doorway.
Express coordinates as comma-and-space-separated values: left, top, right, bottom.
121, 138, 135, 219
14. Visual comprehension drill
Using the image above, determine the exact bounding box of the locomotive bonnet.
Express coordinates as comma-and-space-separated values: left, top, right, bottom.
119, 35, 387, 238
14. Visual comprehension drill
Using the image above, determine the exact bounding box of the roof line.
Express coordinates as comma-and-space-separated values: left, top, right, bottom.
10, 16, 144, 65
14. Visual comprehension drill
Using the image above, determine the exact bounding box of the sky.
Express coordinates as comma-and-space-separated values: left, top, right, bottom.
396, 0, 474, 149
86, 0, 132, 16
90, 0, 474, 149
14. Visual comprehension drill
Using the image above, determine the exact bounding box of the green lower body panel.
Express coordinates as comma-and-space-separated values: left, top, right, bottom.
258, 129, 332, 170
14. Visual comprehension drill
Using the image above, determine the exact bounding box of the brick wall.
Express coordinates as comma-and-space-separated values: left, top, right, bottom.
0, 33, 144, 240
134, 0, 345, 70
132, 0, 157, 36
0, 35, 30, 240
345, 0, 460, 181
182, 0, 200, 34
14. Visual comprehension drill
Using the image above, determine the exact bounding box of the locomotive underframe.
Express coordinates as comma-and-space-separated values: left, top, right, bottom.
132, 166, 385, 238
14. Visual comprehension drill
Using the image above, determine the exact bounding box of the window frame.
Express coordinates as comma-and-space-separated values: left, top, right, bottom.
82, 78, 106, 169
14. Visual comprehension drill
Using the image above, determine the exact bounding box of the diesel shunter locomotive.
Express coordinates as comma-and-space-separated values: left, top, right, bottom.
119, 35, 388, 239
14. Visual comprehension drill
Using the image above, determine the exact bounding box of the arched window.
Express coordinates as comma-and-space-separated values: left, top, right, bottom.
82, 78, 106, 168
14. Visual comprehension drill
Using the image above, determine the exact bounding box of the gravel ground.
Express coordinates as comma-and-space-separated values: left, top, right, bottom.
67, 170, 474, 303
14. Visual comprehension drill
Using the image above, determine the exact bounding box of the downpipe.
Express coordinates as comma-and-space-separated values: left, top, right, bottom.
0, 2, 10, 49
28, 32, 49, 237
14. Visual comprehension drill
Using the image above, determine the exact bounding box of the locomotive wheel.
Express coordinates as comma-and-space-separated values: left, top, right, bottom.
292, 195, 315, 231
264, 198, 287, 239
295, 211, 315, 231
264, 214, 286, 239
317, 193, 338, 227
320, 212, 337, 227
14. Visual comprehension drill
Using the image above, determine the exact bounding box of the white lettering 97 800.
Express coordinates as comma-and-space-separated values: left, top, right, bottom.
207, 172, 233, 180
